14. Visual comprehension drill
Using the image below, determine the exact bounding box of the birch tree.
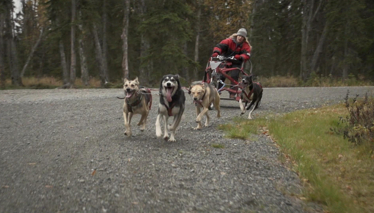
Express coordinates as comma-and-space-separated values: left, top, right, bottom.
93, 23, 107, 86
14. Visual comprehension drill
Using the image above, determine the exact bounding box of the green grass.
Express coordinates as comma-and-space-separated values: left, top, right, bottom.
219, 105, 374, 213
211, 143, 225, 149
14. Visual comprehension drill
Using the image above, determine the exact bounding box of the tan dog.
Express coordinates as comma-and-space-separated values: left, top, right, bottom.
189, 81, 221, 130
122, 77, 152, 137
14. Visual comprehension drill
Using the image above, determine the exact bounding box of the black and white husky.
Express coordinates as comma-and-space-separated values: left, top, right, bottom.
155, 74, 186, 142
239, 75, 263, 119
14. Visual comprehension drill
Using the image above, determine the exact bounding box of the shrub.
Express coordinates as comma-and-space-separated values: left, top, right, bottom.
331, 91, 374, 149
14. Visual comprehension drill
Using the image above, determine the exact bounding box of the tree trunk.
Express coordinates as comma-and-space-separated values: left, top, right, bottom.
310, 22, 328, 73
121, 0, 130, 79
78, 11, 89, 86
9, 33, 22, 86
249, 0, 258, 40
300, 0, 313, 81
102, 0, 109, 82
138, 0, 148, 84
182, 42, 190, 82
5, 3, 22, 86
0, 12, 5, 88
69, 0, 77, 87
78, 35, 88, 86
193, 0, 202, 81
139, 34, 147, 82
21, 27, 44, 77
92, 23, 106, 86
342, 24, 349, 79
59, 40, 70, 88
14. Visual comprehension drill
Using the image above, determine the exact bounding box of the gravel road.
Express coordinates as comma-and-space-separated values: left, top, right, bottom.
1, 86, 373, 213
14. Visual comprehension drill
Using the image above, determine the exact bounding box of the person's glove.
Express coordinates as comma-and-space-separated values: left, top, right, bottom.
212, 52, 219, 57
234, 55, 241, 60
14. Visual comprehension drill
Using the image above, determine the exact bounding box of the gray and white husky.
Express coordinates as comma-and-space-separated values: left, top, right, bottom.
155, 74, 185, 142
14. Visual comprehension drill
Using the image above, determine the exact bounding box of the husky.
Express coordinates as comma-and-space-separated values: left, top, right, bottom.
155, 74, 185, 142
239, 75, 263, 119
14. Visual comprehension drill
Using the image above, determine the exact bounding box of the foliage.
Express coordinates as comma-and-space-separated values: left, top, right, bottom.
331, 91, 374, 148
1, 0, 374, 88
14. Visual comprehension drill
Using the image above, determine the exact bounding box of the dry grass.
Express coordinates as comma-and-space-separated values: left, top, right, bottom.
258, 75, 300, 87
1, 75, 373, 89
255, 74, 373, 87
2, 77, 104, 89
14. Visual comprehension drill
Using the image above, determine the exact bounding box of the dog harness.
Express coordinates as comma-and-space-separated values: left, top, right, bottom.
126, 89, 152, 113
166, 103, 176, 116
240, 82, 262, 101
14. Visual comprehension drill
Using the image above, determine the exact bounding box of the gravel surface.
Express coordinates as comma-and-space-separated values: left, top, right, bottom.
1, 86, 373, 213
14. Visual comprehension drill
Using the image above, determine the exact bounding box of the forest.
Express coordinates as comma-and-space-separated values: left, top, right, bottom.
0, 0, 373, 88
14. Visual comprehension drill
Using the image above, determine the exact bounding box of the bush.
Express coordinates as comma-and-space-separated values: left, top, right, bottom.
332, 91, 374, 149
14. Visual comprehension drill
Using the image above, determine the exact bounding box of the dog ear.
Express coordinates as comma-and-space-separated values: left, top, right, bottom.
124, 78, 128, 83
248, 75, 253, 82
159, 77, 164, 94
174, 74, 182, 89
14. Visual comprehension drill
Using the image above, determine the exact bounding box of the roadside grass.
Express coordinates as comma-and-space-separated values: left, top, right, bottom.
259, 74, 373, 87
1, 75, 373, 89
218, 104, 374, 213
1, 77, 110, 89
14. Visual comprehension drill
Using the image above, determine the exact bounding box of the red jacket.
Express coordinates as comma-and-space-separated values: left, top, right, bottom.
213, 36, 251, 61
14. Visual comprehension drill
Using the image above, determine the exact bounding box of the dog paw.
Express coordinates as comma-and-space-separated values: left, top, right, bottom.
163, 136, 169, 141
193, 126, 202, 130
124, 132, 132, 137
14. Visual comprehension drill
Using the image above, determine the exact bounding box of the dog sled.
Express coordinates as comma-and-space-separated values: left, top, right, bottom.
203, 56, 252, 102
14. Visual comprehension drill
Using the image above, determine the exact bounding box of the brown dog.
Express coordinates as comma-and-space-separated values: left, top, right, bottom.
189, 81, 221, 130
122, 77, 152, 137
